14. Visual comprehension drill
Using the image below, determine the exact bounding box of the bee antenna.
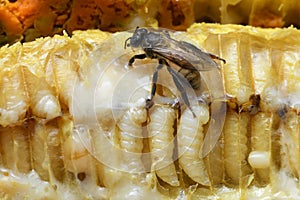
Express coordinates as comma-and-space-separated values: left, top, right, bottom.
124, 37, 131, 49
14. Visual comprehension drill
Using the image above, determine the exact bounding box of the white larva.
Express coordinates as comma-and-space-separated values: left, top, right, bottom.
280, 111, 300, 179
148, 105, 179, 186
63, 127, 92, 174
63, 123, 108, 198
90, 126, 124, 188
117, 99, 148, 173
177, 104, 210, 186
224, 112, 251, 185
250, 112, 272, 184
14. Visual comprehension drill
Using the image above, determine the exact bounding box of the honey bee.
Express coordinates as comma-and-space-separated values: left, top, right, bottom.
124, 27, 225, 116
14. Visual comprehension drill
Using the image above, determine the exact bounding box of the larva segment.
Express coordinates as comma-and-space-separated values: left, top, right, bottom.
31, 122, 52, 182
63, 125, 92, 175
63, 124, 102, 196
224, 111, 252, 186
90, 127, 123, 188
46, 120, 65, 182
117, 102, 147, 173
11, 126, 31, 174
220, 33, 254, 104
237, 34, 255, 102
31, 120, 66, 183
0, 126, 31, 173
219, 35, 239, 98
21, 36, 67, 95
47, 44, 80, 107
148, 105, 179, 186
280, 111, 300, 179
57, 117, 110, 198
250, 37, 281, 112
280, 51, 300, 109
206, 139, 224, 186
250, 37, 272, 97
21, 38, 65, 119
250, 112, 272, 185
23, 67, 62, 120
0, 127, 15, 171
0, 59, 28, 126
177, 104, 210, 186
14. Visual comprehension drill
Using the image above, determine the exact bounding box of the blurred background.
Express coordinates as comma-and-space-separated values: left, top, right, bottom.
0, 0, 299, 46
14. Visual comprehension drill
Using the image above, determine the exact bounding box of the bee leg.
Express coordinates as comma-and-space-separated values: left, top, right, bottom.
128, 54, 147, 66
146, 59, 164, 109
208, 53, 226, 64
165, 60, 196, 118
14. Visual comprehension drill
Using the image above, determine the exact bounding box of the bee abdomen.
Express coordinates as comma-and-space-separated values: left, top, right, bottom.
178, 68, 201, 90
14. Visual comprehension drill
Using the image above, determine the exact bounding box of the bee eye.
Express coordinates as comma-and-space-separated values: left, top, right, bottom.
124, 37, 132, 49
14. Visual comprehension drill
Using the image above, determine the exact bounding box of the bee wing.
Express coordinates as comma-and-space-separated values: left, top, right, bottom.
152, 35, 227, 158
200, 69, 227, 158
152, 38, 220, 71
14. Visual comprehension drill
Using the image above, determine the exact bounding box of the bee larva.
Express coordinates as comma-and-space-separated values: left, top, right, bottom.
23, 67, 62, 120
177, 104, 210, 186
249, 112, 272, 185
223, 111, 252, 186
0, 126, 31, 173
148, 105, 179, 186
117, 101, 147, 173
205, 139, 224, 186
0, 44, 27, 127
280, 111, 300, 179
63, 125, 103, 196
63, 126, 93, 176
32, 121, 65, 183
218, 34, 254, 104
90, 127, 123, 188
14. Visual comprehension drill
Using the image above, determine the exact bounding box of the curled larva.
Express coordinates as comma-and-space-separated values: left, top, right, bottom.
90, 127, 123, 188
117, 100, 147, 173
177, 104, 210, 186
148, 105, 179, 186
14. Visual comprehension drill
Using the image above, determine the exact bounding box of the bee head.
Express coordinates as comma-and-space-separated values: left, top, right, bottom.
124, 27, 148, 49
